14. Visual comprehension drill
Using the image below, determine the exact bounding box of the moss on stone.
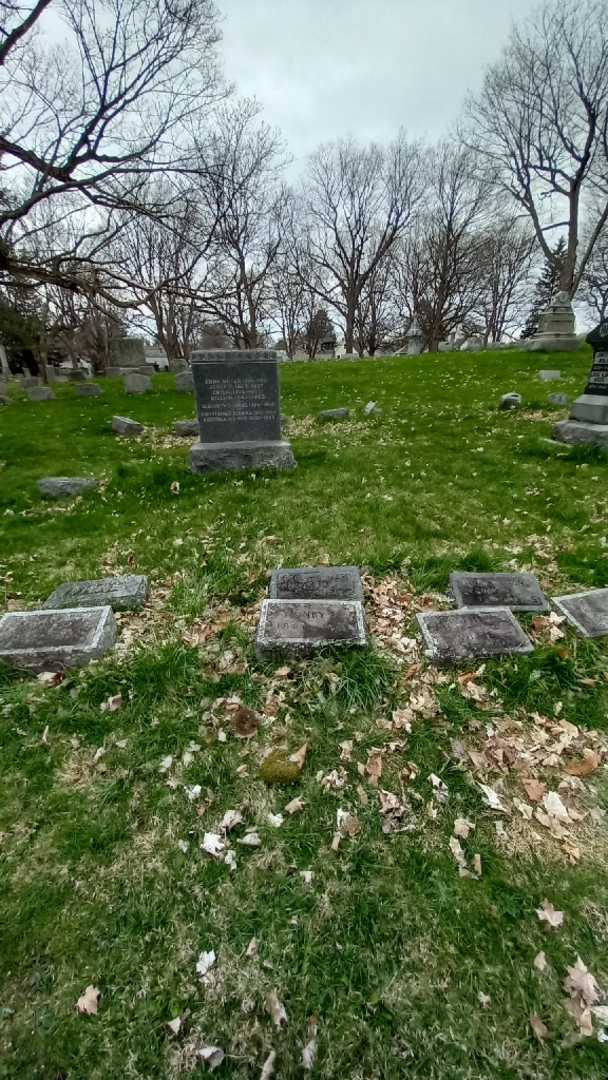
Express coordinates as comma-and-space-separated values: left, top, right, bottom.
258, 750, 301, 785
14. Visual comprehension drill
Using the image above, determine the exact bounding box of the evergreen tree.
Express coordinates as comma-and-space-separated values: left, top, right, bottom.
521, 237, 566, 338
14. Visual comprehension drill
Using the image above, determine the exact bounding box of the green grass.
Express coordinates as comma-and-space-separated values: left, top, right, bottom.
1, 350, 608, 1078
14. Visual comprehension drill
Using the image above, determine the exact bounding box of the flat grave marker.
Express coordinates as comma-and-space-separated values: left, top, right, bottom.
449, 571, 549, 612
0, 606, 116, 672
268, 566, 363, 601
256, 598, 368, 659
38, 477, 99, 499
44, 574, 149, 612
417, 607, 533, 665
112, 415, 144, 436
552, 589, 608, 638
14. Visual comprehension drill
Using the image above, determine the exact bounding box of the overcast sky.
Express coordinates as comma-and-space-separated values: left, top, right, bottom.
218, 0, 539, 167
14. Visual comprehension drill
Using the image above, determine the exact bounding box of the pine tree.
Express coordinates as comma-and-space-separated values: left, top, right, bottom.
521, 237, 567, 338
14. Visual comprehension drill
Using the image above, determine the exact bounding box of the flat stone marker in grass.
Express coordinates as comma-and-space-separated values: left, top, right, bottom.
319, 408, 350, 421
449, 571, 549, 612
124, 373, 151, 394
256, 599, 368, 658
38, 477, 99, 499
76, 384, 102, 397
552, 589, 608, 638
27, 387, 55, 401
43, 574, 149, 612
112, 415, 144, 436
538, 370, 561, 382
0, 606, 116, 672
173, 419, 199, 436
268, 566, 363, 601
417, 608, 533, 665
548, 393, 569, 406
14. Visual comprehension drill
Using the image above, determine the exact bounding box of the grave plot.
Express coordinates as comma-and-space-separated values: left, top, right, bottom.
417, 607, 533, 664
552, 589, 608, 638
449, 571, 548, 612
268, 565, 363, 601
256, 598, 368, 658
43, 575, 149, 612
0, 606, 116, 671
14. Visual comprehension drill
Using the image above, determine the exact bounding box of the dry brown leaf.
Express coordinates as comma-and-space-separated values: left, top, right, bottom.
265, 991, 288, 1028
530, 1014, 550, 1042
564, 957, 600, 1006
289, 744, 308, 770
230, 706, 259, 738
302, 1017, 318, 1071
454, 818, 474, 839
534, 951, 547, 973
198, 1045, 225, 1070
522, 778, 546, 803
76, 985, 100, 1015
260, 1050, 276, 1079
567, 750, 601, 778
536, 899, 564, 929
284, 796, 305, 815
365, 750, 383, 787
478, 991, 491, 1009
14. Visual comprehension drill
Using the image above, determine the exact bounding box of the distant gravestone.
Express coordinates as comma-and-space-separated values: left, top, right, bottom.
173, 419, 199, 436
67, 369, 87, 382
417, 608, 533, 664
449, 571, 548, 612
44, 574, 149, 612
268, 566, 363, 601
548, 392, 569, 406
364, 401, 381, 416
112, 415, 144, 436
37, 477, 98, 499
27, 387, 55, 402
538, 370, 561, 382
22, 376, 41, 388
190, 349, 296, 473
319, 408, 349, 422
552, 589, 608, 638
175, 370, 194, 392
0, 395, 11, 406
406, 318, 424, 356
110, 337, 146, 368
256, 598, 368, 658
499, 392, 522, 411
76, 384, 102, 397
527, 292, 578, 352
0, 606, 116, 672
124, 373, 151, 395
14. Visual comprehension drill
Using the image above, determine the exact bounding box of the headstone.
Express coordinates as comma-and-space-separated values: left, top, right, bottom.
67, 369, 88, 382
417, 608, 533, 664
406, 317, 425, 356
438, 340, 452, 352
190, 349, 296, 474
554, 322, 608, 447
22, 376, 41, 388
44, 574, 149, 612
538, 370, 561, 382
175, 370, 194, 392
76, 384, 102, 397
0, 395, 11, 406
112, 415, 144, 436
499, 392, 522, 411
0, 606, 116, 672
27, 387, 55, 402
110, 337, 146, 368
124, 373, 151, 395
527, 291, 579, 352
173, 419, 199, 436
268, 566, 363, 601
552, 589, 608, 638
461, 337, 484, 352
364, 401, 381, 416
256, 599, 368, 658
319, 408, 349, 422
37, 477, 98, 499
548, 393, 569, 406
449, 571, 548, 612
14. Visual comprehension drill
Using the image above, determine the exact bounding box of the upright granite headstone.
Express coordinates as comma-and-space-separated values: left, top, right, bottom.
527, 291, 578, 352
190, 349, 296, 473
110, 337, 146, 369
554, 322, 608, 447
0, 606, 116, 672
175, 370, 194, 392
406, 318, 424, 355
124, 373, 151, 395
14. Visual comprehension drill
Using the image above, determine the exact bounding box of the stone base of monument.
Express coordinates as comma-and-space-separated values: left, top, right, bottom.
552, 419, 608, 447
527, 335, 579, 352
191, 440, 296, 474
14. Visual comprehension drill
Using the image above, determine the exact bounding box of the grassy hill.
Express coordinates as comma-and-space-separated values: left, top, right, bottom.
1, 348, 608, 1079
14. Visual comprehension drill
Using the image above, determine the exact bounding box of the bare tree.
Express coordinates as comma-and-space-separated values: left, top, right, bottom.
579, 220, 608, 323
301, 135, 424, 354
0, 0, 225, 294
354, 250, 397, 356
464, 0, 608, 297
473, 216, 537, 342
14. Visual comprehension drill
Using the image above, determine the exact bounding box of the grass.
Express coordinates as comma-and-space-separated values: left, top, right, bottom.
1, 349, 608, 1077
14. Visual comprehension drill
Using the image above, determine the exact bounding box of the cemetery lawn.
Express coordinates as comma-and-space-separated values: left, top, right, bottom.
3, 349, 608, 1079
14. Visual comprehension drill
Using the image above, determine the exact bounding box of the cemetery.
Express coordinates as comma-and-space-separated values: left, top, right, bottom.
2, 0, 608, 1077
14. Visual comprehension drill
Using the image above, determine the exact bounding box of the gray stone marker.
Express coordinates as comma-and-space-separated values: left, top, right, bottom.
0, 606, 116, 672
548, 393, 569, 406
552, 589, 608, 638
527, 292, 579, 352
175, 370, 194, 392
417, 607, 533, 665
449, 571, 549, 612
256, 598, 368, 658
110, 336, 146, 369
364, 401, 381, 416
269, 566, 364, 601
538, 370, 561, 382
499, 392, 522, 411
44, 574, 149, 612
124, 372, 151, 394
173, 419, 199, 436
76, 384, 102, 397
27, 386, 55, 401
0, 395, 11, 406
38, 477, 99, 499
112, 415, 144, 436
406, 317, 424, 355
67, 369, 87, 382
319, 408, 350, 421
190, 349, 296, 474
554, 322, 608, 448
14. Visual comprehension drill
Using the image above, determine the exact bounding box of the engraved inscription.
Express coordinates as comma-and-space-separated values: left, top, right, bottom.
201, 376, 276, 423
587, 351, 608, 393
192, 356, 282, 442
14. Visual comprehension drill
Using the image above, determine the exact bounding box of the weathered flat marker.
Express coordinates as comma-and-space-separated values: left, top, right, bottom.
552, 589, 608, 638
449, 571, 548, 612
417, 608, 533, 665
256, 599, 368, 659
0, 606, 117, 672
43, 574, 149, 612
37, 477, 99, 499
268, 566, 363, 601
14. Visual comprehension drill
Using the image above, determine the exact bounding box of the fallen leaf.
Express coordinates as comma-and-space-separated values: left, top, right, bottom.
37, 670, 63, 687
230, 706, 259, 738
564, 957, 600, 1006
289, 744, 308, 770
454, 817, 475, 839
478, 782, 508, 813
238, 831, 262, 847
534, 951, 547, 973
246, 938, 258, 958
101, 693, 123, 713
522, 778, 546, 803
567, 750, 601, 778
170, 481, 181, 495
543, 790, 569, 822
284, 796, 305, 815
196, 950, 216, 980
365, 750, 383, 787
201, 833, 225, 858
302, 1017, 318, 1070
159, 754, 173, 773
530, 1014, 550, 1042
267, 813, 284, 828
167, 1015, 183, 1036
260, 1050, 276, 1079
536, 899, 564, 929
76, 985, 100, 1015
591, 1005, 608, 1023
198, 1045, 224, 1070
220, 809, 243, 832
265, 991, 287, 1028
478, 992, 491, 1008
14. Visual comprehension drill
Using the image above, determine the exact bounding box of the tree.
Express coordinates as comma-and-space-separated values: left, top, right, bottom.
579, 221, 608, 324
304, 307, 335, 359
0, 0, 225, 295
520, 239, 566, 339
473, 216, 536, 342
301, 135, 424, 353
354, 253, 397, 356
464, 0, 608, 298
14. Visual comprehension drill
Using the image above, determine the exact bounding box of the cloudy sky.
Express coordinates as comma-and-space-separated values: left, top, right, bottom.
218, 0, 539, 166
